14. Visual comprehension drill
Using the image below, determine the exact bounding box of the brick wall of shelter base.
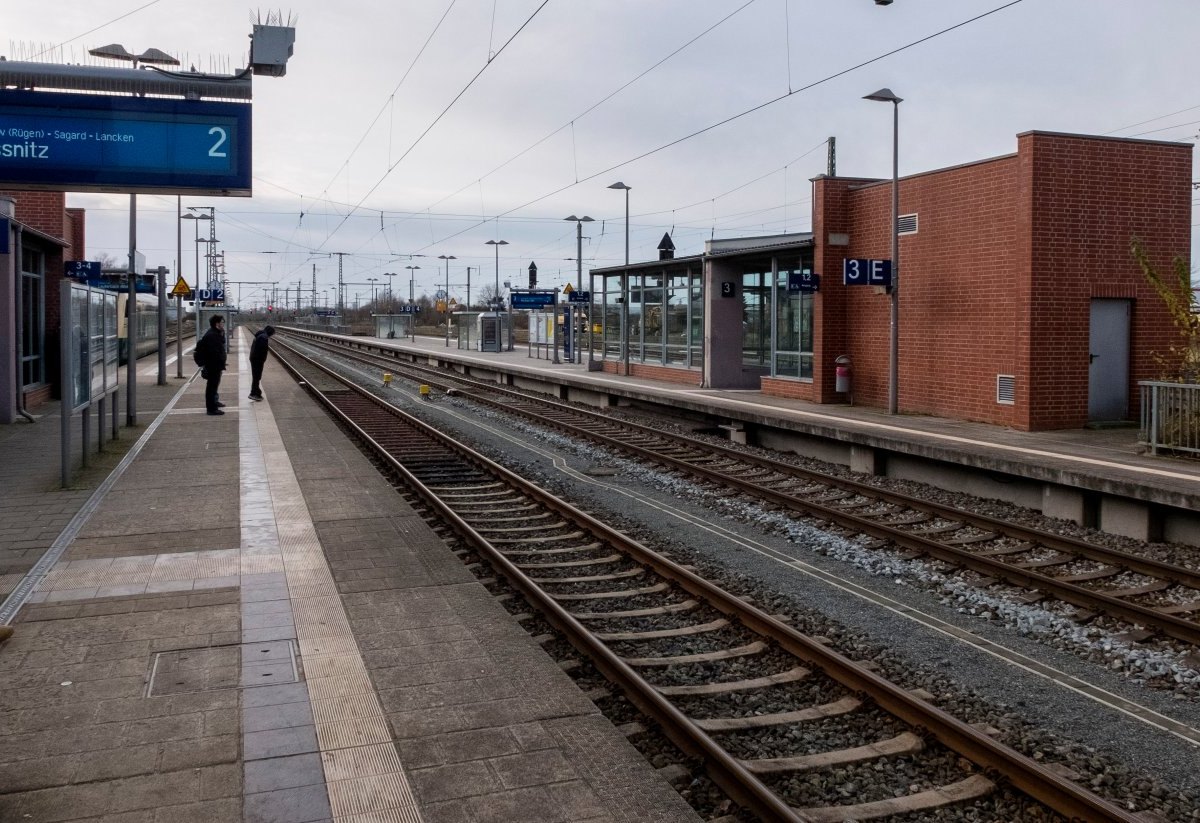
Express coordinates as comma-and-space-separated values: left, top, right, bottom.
797, 132, 1192, 431
601, 361, 703, 386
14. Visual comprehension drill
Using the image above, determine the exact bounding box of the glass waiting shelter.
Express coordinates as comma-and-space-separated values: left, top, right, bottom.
589, 233, 814, 389
590, 258, 705, 371
374, 313, 417, 340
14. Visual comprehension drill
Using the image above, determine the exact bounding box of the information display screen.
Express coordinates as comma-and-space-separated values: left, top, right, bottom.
0, 90, 251, 195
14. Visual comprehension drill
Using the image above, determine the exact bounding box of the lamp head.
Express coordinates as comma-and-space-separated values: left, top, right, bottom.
864, 88, 902, 104
607, 182, 631, 191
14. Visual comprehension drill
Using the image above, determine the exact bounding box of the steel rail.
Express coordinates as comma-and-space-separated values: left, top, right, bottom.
270, 341, 804, 822
272, 337, 1140, 823
283, 328, 1200, 584
282, 330, 1200, 645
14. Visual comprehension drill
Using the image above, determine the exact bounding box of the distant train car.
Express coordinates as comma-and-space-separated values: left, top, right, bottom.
117, 293, 180, 363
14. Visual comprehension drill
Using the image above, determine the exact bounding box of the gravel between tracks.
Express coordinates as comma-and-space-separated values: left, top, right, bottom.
317, 347, 1200, 818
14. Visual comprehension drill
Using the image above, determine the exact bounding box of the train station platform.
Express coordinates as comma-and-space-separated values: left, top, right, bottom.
312, 329, 1200, 548
0, 329, 700, 823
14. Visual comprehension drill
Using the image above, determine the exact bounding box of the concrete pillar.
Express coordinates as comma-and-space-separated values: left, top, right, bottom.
1042, 485, 1088, 525
1100, 496, 1156, 542
849, 444, 881, 476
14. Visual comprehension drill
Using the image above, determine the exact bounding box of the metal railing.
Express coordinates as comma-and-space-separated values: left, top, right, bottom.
1140, 381, 1200, 456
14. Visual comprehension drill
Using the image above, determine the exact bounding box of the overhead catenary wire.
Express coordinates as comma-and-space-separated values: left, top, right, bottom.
403, 0, 1028, 256
314, 0, 553, 252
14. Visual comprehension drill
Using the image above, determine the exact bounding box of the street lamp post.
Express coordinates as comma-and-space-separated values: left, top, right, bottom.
90, 44, 180, 425
383, 272, 397, 310
565, 216, 594, 367
405, 265, 420, 341
485, 239, 508, 312
608, 182, 631, 374
367, 277, 379, 311
438, 255, 456, 347
864, 88, 902, 415
382, 272, 397, 338
179, 210, 211, 376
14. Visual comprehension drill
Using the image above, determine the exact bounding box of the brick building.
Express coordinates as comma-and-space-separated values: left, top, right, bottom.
0, 191, 86, 422
591, 131, 1192, 431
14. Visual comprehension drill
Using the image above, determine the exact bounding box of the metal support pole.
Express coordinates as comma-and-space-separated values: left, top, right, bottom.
888, 101, 900, 415
552, 289, 561, 365
126, 194, 137, 426
175, 198, 183, 379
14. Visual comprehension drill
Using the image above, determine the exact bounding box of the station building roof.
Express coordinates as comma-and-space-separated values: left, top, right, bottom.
592, 231, 813, 275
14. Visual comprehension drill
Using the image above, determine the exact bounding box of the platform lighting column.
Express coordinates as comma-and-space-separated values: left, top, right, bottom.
405, 265, 420, 342
439, 255, 456, 347
382, 272, 396, 337
383, 272, 396, 309
174, 197, 183, 380
89, 44, 180, 423
564, 216, 594, 367
607, 182, 631, 374
486, 239, 508, 314
864, 88, 902, 415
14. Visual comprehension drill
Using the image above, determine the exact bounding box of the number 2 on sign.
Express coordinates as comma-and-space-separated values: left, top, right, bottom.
208, 127, 228, 158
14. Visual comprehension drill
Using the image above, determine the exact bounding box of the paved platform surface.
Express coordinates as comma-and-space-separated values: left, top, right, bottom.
0, 328, 699, 823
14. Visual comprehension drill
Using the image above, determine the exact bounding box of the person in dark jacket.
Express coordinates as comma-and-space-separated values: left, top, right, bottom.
196, 315, 228, 415
248, 325, 275, 401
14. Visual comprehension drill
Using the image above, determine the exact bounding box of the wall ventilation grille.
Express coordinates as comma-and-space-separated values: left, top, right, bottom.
897, 213, 918, 235
996, 375, 1016, 405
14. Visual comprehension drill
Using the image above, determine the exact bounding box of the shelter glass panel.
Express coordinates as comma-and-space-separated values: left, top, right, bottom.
690, 285, 704, 370
641, 275, 664, 365
69, 287, 89, 408
665, 273, 689, 365
627, 277, 644, 362
773, 266, 814, 379
603, 274, 622, 358
741, 270, 770, 368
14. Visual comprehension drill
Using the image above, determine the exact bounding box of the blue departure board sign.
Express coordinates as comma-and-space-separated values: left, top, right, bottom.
0, 90, 251, 195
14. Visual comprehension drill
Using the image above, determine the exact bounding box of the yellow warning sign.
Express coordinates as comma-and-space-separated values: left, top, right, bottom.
562, 283, 574, 294
169, 276, 192, 297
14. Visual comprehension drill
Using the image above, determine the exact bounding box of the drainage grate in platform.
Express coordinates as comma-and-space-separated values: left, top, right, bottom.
147, 641, 299, 696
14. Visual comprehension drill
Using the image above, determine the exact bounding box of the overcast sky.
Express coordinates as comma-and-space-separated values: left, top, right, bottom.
6, 0, 1198, 308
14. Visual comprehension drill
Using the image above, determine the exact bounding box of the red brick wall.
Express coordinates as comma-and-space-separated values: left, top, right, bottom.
1022, 132, 1192, 428
2, 190, 68, 239
601, 361, 702, 386
789, 133, 1193, 430
1, 191, 81, 396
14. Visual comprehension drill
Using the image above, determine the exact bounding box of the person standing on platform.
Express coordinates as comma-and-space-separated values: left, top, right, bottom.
196, 315, 228, 416
248, 325, 275, 401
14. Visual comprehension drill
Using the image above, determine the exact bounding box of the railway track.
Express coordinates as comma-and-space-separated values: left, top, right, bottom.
272, 334, 1141, 822
280, 329, 1200, 650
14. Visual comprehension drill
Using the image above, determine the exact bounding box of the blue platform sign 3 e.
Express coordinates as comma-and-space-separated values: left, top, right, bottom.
843, 258, 892, 287
0, 90, 251, 196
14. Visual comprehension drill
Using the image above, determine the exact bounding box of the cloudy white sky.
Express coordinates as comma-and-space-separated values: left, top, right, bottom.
6, 0, 1198, 308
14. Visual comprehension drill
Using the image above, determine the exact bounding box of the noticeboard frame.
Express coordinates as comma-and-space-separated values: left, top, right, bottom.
60, 281, 120, 486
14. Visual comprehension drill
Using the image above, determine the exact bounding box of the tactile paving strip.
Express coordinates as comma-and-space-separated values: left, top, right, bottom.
246, 351, 424, 823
